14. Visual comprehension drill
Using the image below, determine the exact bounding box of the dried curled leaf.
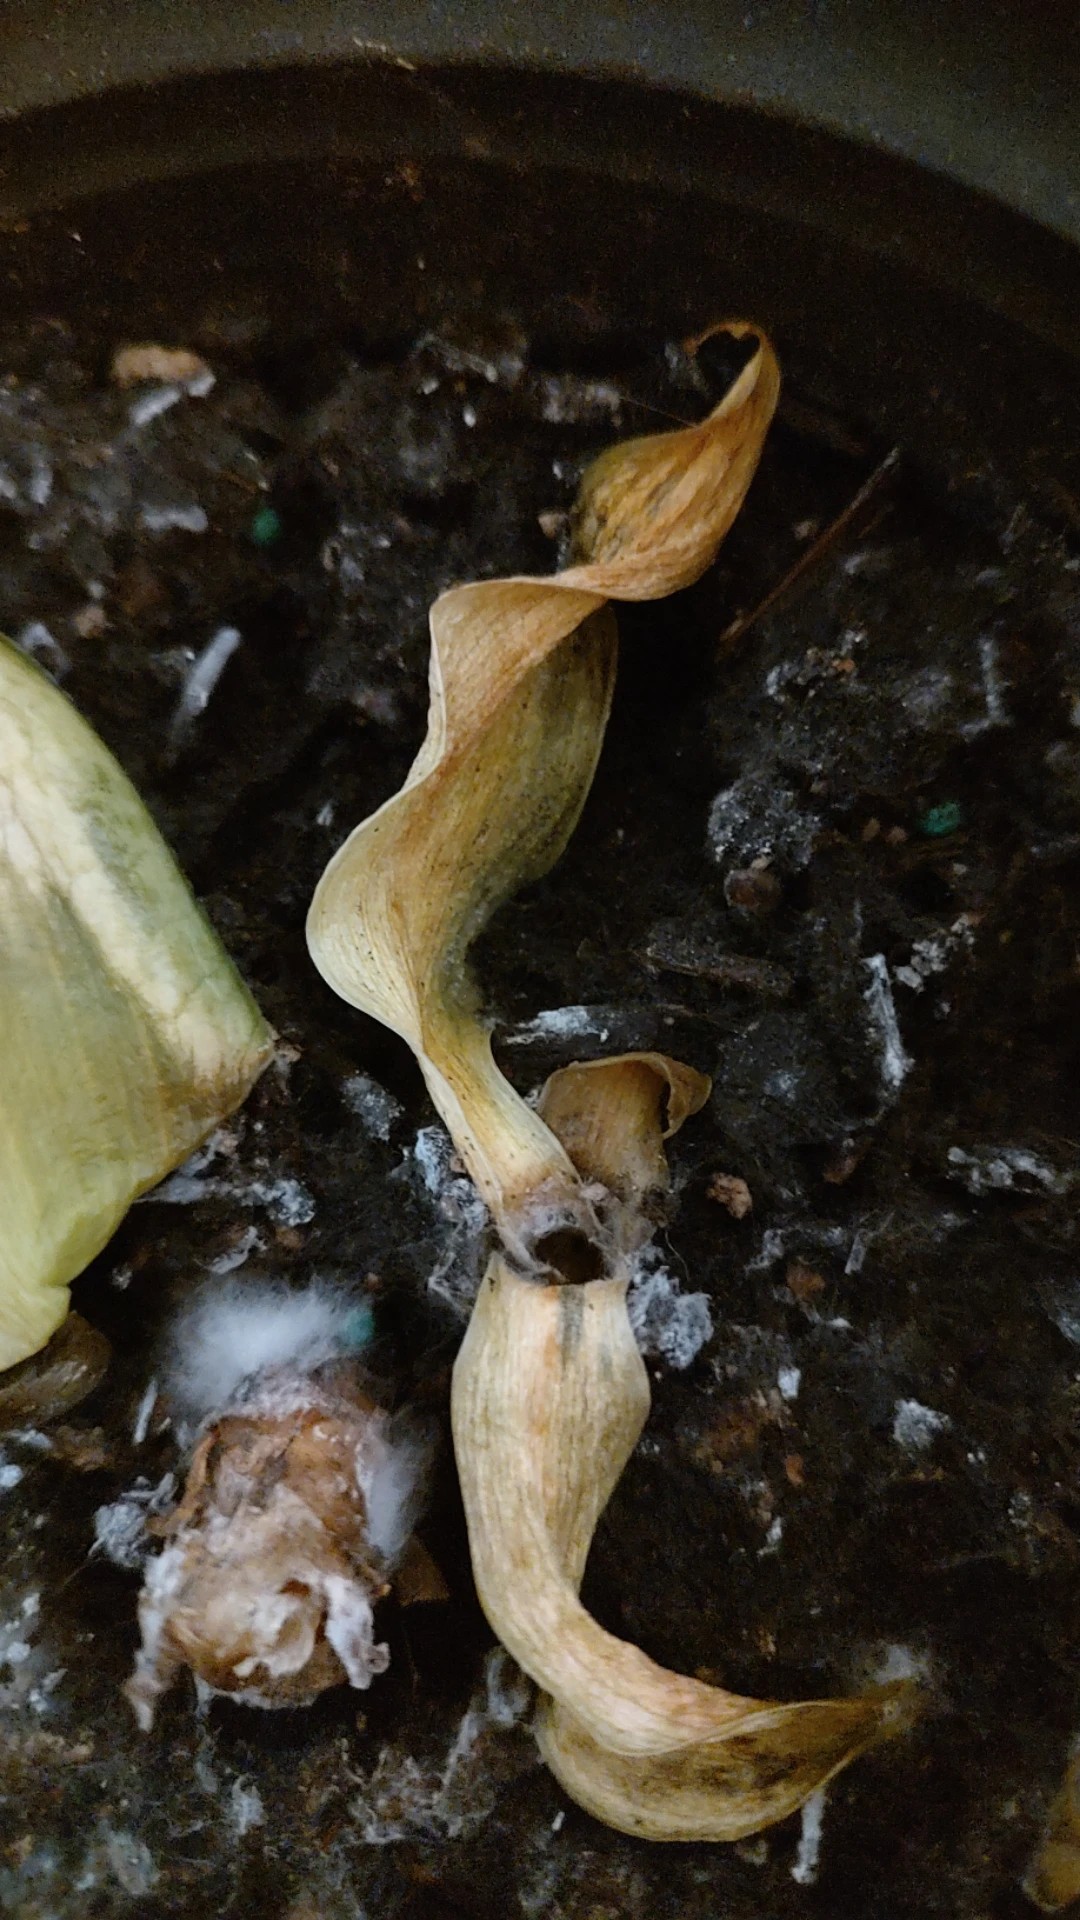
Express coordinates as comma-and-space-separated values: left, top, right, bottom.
453, 1055, 908, 1839
0, 637, 273, 1369
310, 329, 912, 1835
454, 1258, 906, 1840
307, 326, 778, 1261
536, 1052, 712, 1236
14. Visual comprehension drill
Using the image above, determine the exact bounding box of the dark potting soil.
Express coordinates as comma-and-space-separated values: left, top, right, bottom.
1, 315, 1079, 1920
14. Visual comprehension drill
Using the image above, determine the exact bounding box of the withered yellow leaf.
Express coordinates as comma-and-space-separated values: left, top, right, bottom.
453, 1253, 908, 1842
0, 637, 273, 1369
307, 326, 778, 1261
310, 328, 914, 1836
537, 1052, 712, 1219
453, 1051, 909, 1840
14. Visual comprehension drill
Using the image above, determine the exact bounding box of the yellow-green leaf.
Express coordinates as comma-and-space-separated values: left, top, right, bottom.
0, 637, 274, 1369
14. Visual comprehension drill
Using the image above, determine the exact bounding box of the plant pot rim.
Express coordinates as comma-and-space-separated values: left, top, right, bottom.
3, 0, 1079, 249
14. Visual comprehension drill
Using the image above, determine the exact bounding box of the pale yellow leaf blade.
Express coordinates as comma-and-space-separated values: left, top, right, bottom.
307, 332, 780, 1252
0, 636, 274, 1369
453, 1256, 910, 1843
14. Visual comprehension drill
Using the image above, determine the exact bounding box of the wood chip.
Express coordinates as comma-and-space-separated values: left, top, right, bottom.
707, 1172, 753, 1218
110, 343, 212, 388
786, 1260, 827, 1305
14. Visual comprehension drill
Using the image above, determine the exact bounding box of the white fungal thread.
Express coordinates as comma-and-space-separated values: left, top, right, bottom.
895, 915, 976, 993
128, 365, 215, 429
228, 1777, 265, 1837
149, 1134, 315, 1227
892, 1399, 951, 1454
946, 1144, 1072, 1197
961, 632, 1010, 737
791, 1786, 827, 1884
411, 1127, 490, 1316
92, 1473, 177, 1571
139, 503, 208, 535
342, 1073, 403, 1141
170, 625, 242, 736
759, 1516, 784, 1557
362, 1418, 433, 1567
0, 1457, 25, 1492
163, 1277, 366, 1429
209, 1225, 263, 1275
503, 1004, 611, 1046
352, 1647, 531, 1843
128, 384, 184, 427
626, 1248, 713, 1370
863, 954, 913, 1094
132, 1379, 158, 1446
747, 1227, 786, 1273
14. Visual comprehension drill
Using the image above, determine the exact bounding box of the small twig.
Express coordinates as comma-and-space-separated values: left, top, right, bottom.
619, 393, 698, 429
720, 445, 901, 648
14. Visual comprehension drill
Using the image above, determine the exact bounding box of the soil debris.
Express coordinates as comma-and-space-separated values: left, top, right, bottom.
110, 344, 213, 390
707, 1172, 754, 1218
0, 309, 1077, 1914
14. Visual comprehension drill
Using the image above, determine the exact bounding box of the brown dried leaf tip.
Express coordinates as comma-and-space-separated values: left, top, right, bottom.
127, 1349, 430, 1729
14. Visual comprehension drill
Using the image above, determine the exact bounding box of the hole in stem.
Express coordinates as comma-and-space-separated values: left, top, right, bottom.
533, 1229, 606, 1285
